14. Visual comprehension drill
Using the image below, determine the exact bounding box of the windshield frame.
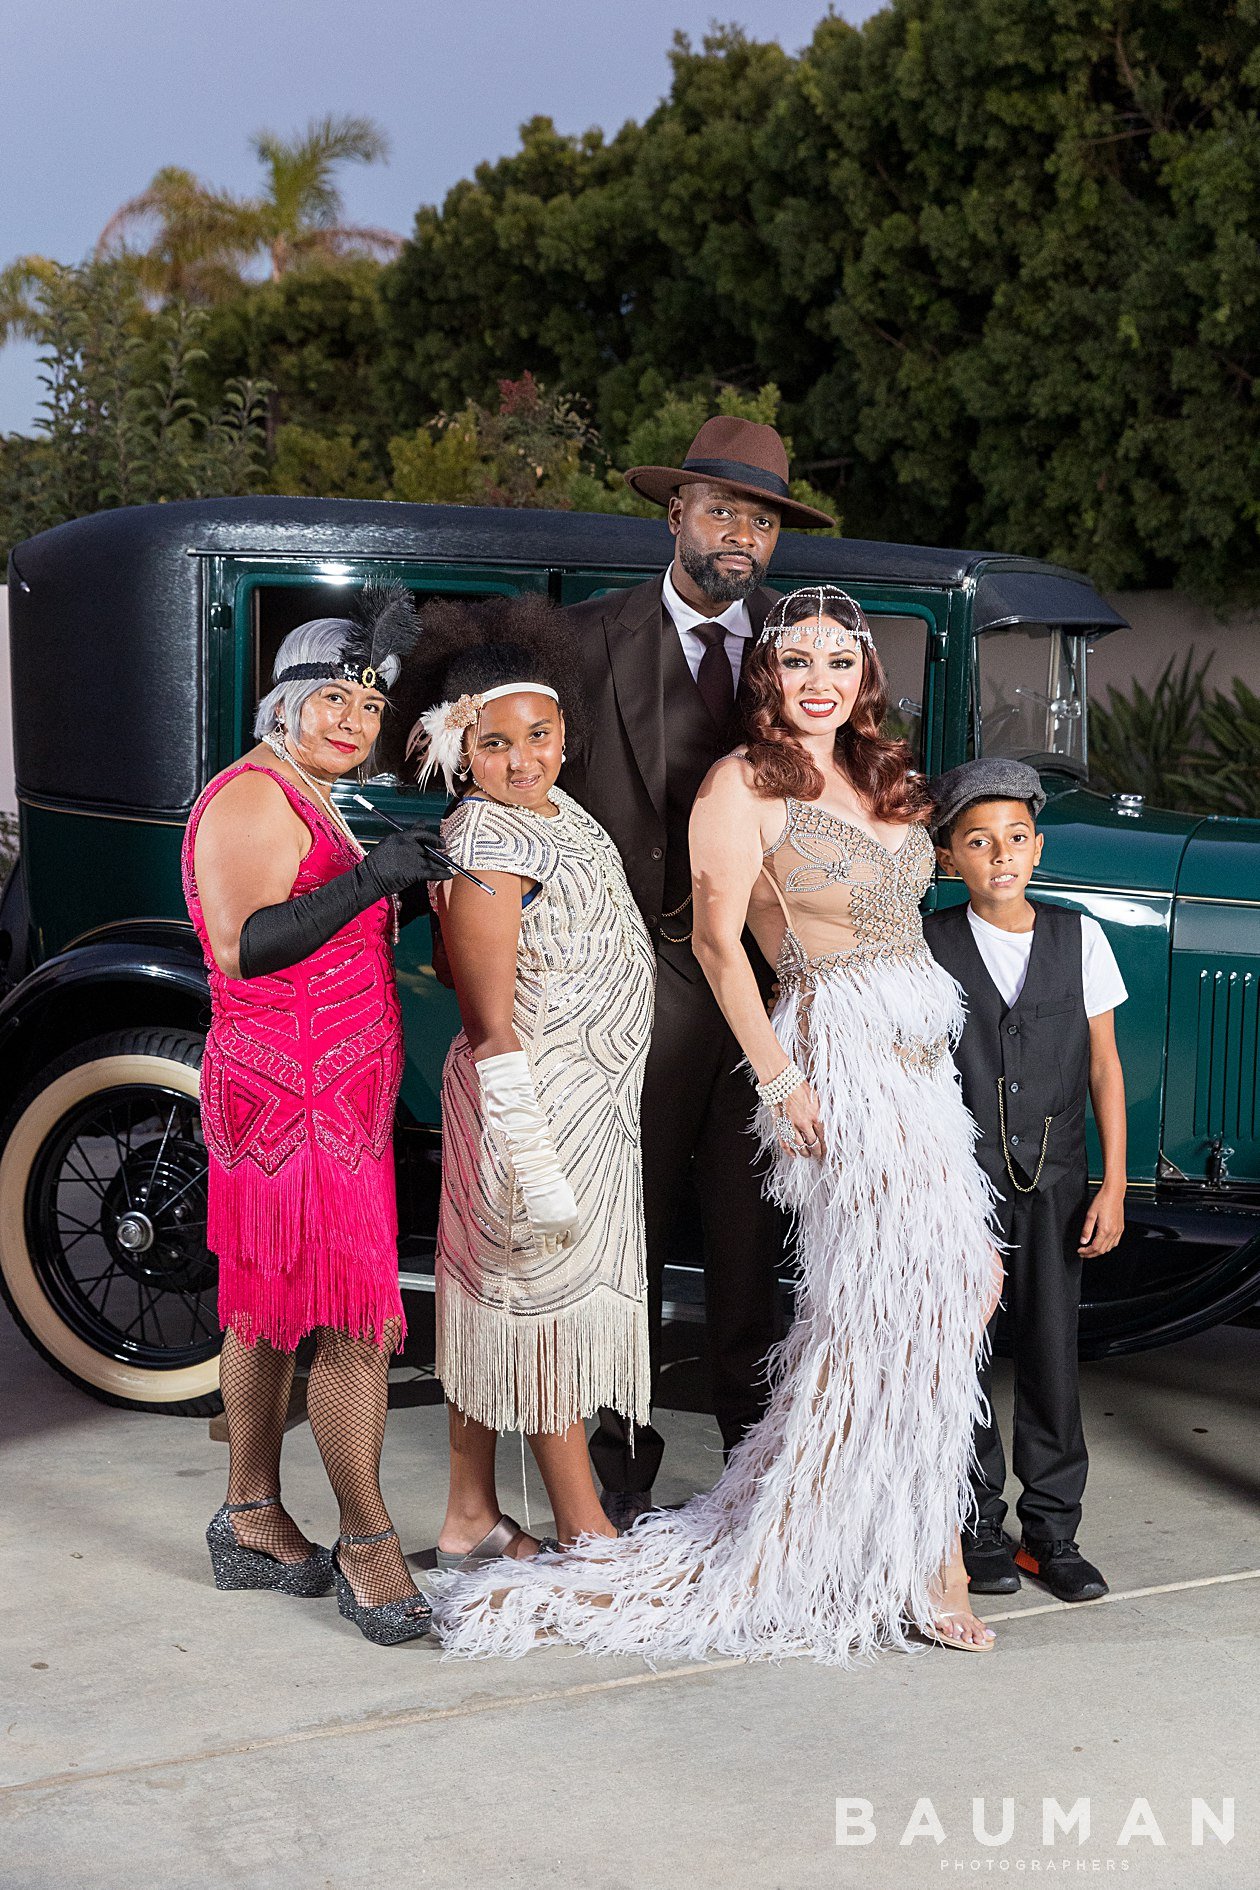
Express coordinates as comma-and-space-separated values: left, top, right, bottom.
970, 623, 1090, 779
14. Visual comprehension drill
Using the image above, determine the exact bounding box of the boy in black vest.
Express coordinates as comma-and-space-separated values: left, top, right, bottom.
923, 759, 1128, 1604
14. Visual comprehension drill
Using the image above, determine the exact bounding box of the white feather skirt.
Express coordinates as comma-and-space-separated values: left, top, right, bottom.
430, 945, 998, 1666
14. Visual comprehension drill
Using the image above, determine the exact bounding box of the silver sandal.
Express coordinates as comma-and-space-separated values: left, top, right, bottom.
434, 1513, 560, 1572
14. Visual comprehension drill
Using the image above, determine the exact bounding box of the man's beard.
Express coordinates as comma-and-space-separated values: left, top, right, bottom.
678, 535, 767, 603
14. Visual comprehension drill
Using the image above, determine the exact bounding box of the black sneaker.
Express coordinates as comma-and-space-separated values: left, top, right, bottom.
963, 1521, 1021, 1594
1015, 1537, 1109, 1602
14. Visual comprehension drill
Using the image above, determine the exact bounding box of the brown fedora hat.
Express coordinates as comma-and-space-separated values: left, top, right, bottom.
624, 415, 834, 530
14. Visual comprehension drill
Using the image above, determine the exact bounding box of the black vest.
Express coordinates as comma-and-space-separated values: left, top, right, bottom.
923, 901, 1090, 1194
658, 618, 741, 976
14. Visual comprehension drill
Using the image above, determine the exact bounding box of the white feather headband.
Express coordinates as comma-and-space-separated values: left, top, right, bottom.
406, 682, 561, 791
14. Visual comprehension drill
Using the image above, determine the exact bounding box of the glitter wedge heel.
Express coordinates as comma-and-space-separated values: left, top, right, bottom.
206, 1496, 335, 1597
333, 1527, 433, 1645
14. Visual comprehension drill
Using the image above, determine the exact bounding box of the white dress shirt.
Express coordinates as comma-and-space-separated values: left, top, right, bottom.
661, 566, 753, 694
967, 907, 1129, 1017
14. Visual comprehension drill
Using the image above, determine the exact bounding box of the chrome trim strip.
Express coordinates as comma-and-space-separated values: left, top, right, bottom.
60, 917, 196, 951
1176, 894, 1260, 911
17, 794, 185, 829
1029, 880, 1171, 900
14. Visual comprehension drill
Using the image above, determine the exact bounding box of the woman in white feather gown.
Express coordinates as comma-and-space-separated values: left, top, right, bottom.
429, 588, 1002, 1662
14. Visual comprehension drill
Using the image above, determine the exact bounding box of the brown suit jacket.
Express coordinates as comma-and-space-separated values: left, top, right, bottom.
559, 574, 777, 945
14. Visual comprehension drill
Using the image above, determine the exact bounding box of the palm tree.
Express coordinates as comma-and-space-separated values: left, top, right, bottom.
0, 254, 61, 343
96, 167, 261, 304
252, 114, 403, 278
95, 115, 402, 301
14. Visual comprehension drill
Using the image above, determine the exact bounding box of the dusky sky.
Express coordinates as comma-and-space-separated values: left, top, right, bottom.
0, 0, 880, 434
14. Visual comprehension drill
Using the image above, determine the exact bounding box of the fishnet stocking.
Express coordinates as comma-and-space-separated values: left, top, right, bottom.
220, 1328, 314, 1563
306, 1321, 424, 1611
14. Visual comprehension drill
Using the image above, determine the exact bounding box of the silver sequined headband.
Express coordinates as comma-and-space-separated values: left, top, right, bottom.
758, 584, 875, 652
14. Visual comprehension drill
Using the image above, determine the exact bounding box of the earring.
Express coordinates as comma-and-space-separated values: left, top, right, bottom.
561, 747, 567, 762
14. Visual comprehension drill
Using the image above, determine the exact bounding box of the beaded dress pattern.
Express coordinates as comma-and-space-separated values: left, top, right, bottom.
434, 788, 655, 1435
432, 797, 996, 1664
183, 763, 405, 1350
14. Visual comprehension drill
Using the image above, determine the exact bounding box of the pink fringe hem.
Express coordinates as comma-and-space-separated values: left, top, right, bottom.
218, 1255, 406, 1353
208, 1143, 405, 1351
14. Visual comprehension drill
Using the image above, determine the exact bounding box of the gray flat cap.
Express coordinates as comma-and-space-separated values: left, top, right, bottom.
928, 758, 1046, 842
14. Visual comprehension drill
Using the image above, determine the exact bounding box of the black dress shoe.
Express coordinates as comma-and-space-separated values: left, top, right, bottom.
963, 1522, 1021, 1595
600, 1488, 654, 1533
1015, 1537, 1109, 1602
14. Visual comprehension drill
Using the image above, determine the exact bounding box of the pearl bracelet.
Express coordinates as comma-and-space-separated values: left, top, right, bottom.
755, 1062, 807, 1108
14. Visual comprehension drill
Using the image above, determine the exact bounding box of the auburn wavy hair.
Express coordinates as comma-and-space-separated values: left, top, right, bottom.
740, 594, 931, 823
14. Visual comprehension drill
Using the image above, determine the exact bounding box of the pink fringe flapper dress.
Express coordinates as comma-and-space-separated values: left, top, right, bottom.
182, 763, 406, 1351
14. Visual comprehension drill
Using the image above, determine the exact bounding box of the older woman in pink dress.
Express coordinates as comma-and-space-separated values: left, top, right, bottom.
183, 587, 445, 1645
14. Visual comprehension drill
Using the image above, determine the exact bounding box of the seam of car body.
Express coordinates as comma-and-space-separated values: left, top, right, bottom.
16, 793, 186, 827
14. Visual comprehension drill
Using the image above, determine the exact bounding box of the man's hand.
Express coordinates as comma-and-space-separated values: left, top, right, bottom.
1078, 1182, 1125, 1257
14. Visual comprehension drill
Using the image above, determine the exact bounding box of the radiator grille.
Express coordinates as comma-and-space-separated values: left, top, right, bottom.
1192, 967, 1259, 1142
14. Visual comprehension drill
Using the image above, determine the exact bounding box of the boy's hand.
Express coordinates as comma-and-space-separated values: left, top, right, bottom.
1079, 1183, 1125, 1257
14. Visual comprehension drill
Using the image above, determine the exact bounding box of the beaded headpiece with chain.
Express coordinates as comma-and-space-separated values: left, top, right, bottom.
758, 585, 875, 653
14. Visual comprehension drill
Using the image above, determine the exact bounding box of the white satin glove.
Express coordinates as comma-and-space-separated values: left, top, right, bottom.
477, 1051, 581, 1256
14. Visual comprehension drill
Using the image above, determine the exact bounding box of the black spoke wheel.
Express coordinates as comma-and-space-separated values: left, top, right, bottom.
0, 1031, 222, 1413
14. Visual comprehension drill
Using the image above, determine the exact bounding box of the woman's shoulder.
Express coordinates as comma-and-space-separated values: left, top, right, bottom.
702, 750, 762, 799
192, 757, 302, 833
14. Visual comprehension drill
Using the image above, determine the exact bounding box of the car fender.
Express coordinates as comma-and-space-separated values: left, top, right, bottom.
0, 938, 210, 1116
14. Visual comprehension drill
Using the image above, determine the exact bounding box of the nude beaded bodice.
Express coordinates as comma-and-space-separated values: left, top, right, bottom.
754, 797, 935, 983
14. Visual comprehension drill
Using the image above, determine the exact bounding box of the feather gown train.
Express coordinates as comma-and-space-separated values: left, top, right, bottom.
430, 801, 997, 1664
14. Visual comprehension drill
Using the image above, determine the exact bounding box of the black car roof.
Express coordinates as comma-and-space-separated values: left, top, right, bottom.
14, 494, 1060, 588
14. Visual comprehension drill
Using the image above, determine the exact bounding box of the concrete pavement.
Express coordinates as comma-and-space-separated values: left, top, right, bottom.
1, 1304, 1257, 1890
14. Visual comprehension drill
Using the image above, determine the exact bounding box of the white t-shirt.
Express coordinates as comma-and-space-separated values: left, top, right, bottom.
661, 566, 752, 692
967, 907, 1128, 1017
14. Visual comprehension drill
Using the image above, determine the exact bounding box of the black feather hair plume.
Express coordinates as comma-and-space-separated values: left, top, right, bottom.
341, 580, 422, 682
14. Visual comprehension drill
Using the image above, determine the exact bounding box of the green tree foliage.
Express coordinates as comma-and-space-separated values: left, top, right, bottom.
1088, 648, 1213, 802
378, 5, 1260, 597
0, 263, 268, 560
388, 373, 598, 507
1089, 649, 1260, 816
1170, 677, 1260, 815
193, 260, 390, 472
568, 381, 838, 524
268, 423, 385, 499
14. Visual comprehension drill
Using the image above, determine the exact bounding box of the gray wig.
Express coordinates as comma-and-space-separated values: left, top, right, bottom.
253, 618, 402, 742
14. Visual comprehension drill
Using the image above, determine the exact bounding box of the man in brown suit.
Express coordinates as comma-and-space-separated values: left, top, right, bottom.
560, 416, 834, 1525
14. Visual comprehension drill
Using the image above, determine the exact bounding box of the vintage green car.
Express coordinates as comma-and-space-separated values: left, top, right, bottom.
2, 498, 1257, 1412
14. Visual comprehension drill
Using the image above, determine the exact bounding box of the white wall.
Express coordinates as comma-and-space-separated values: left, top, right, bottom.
1096, 591, 1260, 701
0, 586, 13, 816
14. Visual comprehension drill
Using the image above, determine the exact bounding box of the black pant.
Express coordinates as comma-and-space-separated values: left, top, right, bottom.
971, 1168, 1090, 1542
588, 953, 785, 1494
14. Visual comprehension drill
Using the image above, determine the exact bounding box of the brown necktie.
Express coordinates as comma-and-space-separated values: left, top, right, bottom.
693, 619, 735, 726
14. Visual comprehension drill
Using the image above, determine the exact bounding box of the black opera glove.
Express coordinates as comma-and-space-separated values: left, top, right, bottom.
237, 827, 450, 979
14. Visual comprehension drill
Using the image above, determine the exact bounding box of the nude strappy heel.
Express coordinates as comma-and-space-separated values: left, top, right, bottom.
434, 1513, 560, 1572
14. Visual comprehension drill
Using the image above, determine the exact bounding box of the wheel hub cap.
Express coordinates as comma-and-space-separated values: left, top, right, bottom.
114, 1211, 155, 1254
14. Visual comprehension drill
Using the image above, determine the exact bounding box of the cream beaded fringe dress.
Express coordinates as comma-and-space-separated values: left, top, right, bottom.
431, 800, 997, 1665
434, 789, 655, 1436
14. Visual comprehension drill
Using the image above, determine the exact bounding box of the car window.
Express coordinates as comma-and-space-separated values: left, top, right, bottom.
868, 614, 929, 763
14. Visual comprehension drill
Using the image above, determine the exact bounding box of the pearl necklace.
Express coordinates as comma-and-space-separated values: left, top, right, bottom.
266, 731, 363, 857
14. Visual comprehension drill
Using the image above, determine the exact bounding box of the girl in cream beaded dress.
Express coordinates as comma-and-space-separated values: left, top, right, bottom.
430, 587, 1001, 1661
434, 783, 655, 1436
394, 594, 654, 1568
